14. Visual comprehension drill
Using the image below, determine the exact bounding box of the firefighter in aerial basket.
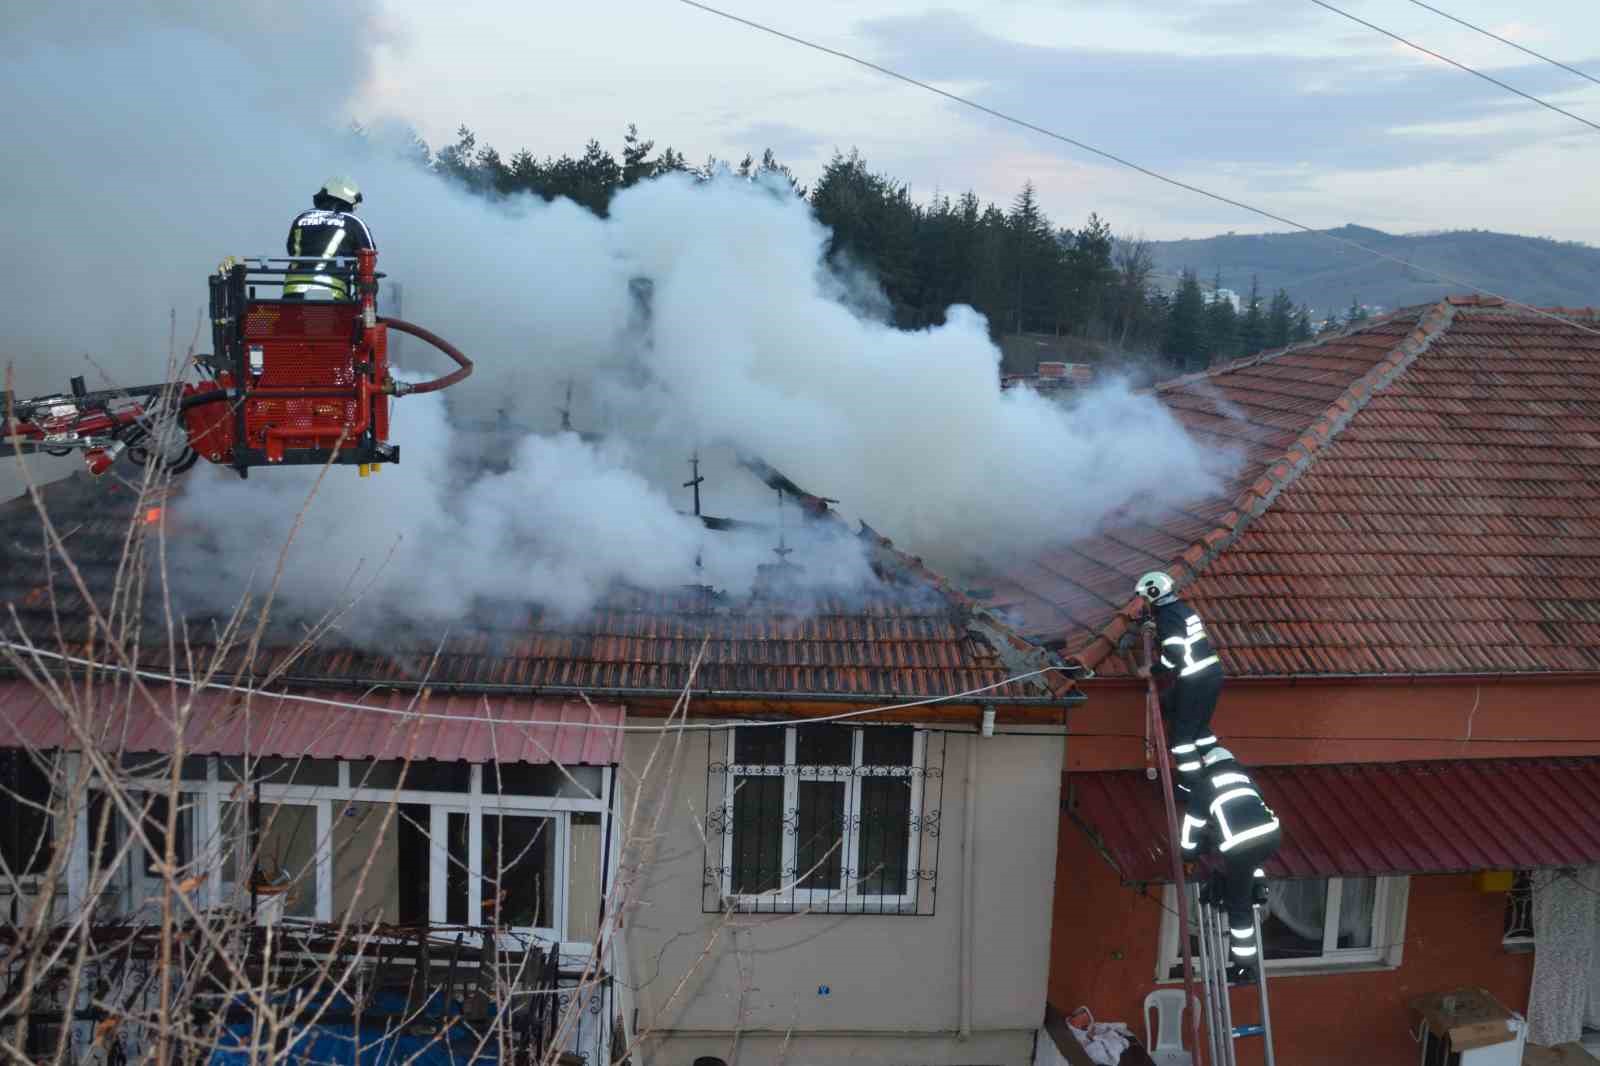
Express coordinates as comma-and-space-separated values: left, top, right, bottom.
1135, 570, 1224, 803
1183, 746, 1281, 985
284, 176, 375, 300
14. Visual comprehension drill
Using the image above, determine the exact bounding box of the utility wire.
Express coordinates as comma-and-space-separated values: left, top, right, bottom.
1306, 0, 1600, 135
0, 641, 1076, 734
1402, 0, 1600, 90
672, 0, 1600, 339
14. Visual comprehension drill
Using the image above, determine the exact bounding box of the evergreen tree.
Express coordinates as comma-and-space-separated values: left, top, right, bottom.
1163, 270, 1208, 370
1204, 269, 1238, 362
1239, 276, 1266, 354
1266, 288, 1294, 348
1006, 182, 1056, 334
1346, 296, 1370, 326
621, 124, 656, 187
1320, 308, 1344, 334
1292, 304, 1315, 342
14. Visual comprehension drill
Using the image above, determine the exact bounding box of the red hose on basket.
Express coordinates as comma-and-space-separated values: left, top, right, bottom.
381, 316, 473, 394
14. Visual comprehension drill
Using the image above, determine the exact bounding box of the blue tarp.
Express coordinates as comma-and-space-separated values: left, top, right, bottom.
209, 990, 508, 1066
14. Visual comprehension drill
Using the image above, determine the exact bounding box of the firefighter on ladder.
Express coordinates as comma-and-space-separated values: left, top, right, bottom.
1182, 746, 1281, 984
284, 176, 374, 300
1135, 570, 1224, 808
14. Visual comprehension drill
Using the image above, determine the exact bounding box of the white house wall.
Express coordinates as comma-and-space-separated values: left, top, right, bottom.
619, 726, 1063, 1065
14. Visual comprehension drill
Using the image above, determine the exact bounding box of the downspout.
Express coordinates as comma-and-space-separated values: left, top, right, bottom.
959, 708, 988, 1040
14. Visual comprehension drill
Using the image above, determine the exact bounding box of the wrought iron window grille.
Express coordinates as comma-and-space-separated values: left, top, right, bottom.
702, 726, 945, 915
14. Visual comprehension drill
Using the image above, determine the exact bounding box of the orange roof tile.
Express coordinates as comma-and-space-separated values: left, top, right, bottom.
0, 471, 1069, 707
982, 299, 1600, 678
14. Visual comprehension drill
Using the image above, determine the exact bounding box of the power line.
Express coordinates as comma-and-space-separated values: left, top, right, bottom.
1402, 0, 1600, 90
672, 0, 1600, 339
1306, 0, 1600, 135
0, 641, 1076, 734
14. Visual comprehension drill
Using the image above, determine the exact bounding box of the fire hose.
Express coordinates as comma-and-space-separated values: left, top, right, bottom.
380, 316, 474, 394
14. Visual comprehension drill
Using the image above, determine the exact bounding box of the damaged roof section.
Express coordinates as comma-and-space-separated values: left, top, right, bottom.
0, 454, 1075, 710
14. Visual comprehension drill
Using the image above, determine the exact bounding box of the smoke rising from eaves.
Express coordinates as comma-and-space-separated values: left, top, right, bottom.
0, 2, 1234, 629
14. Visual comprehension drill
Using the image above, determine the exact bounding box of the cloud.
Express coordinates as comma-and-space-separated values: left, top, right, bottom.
853, 9, 1600, 173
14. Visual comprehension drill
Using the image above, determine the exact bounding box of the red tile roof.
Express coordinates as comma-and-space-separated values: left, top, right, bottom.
1068, 757, 1600, 882
0, 471, 1069, 707
0, 680, 625, 764
982, 299, 1600, 677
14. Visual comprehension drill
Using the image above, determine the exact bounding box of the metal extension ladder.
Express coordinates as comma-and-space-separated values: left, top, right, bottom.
1190, 885, 1276, 1066
1141, 616, 1276, 1066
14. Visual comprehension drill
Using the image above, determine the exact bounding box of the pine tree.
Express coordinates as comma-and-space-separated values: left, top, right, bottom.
1204, 269, 1238, 362
1292, 304, 1315, 342
1239, 276, 1266, 355
1320, 309, 1344, 334
1266, 289, 1294, 348
1006, 182, 1056, 334
1164, 270, 1208, 370
621, 124, 656, 187
1346, 296, 1370, 326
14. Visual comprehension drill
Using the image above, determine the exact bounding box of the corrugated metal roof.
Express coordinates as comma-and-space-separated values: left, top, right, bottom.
981, 300, 1600, 678
0, 680, 624, 765
1067, 757, 1600, 882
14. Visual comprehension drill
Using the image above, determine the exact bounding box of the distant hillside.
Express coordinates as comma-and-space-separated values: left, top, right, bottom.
1147, 225, 1600, 316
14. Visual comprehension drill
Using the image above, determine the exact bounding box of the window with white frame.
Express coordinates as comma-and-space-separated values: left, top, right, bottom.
56, 751, 611, 948
703, 725, 945, 916
1159, 876, 1409, 977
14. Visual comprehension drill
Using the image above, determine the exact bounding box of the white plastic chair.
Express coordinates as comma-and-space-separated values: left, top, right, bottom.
1144, 988, 1195, 1066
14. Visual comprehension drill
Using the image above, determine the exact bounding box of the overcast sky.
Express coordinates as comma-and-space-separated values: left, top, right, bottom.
352, 0, 1600, 242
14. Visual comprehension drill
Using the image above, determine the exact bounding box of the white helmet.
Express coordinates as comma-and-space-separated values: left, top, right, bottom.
1134, 570, 1175, 604
317, 176, 363, 209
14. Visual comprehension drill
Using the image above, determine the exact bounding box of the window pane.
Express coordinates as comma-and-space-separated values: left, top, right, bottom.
120, 754, 209, 781
254, 802, 320, 918
568, 812, 603, 943
395, 804, 429, 925
1, 751, 54, 876
484, 763, 603, 798
346, 759, 470, 792
796, 782, 844, 890
857, 777, 911, 896
1337, 878, 1378, 949
731, 776, 783, 894
862, 727, 914, 768
734, 730, 785, 766
332, 802, 403, 924
795, 725, 851, 767
219, 756, 338, 787
446, 812, 469, 924
482, 814, 555, 930
1262, 879, 1328, 961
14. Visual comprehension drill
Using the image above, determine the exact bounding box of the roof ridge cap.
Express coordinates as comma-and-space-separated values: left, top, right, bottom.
1075, 299, 1460, 672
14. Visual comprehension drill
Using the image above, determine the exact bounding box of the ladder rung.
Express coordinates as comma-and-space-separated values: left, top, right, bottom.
1231, 1024, 1266, 1039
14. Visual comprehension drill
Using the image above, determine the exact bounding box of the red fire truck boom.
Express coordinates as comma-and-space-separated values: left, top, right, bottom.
1, 250, 471, 478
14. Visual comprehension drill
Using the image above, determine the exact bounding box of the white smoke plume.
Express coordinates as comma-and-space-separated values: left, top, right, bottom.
1, 1, 1233, 628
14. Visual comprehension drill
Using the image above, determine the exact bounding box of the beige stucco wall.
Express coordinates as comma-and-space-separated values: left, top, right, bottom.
619, 725, 1063, 1065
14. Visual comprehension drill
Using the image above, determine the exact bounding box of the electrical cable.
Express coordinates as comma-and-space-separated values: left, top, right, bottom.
1306, 0, 1600, 134
1401, 0, 1600, 90
673, 0, 1600, 339
0, 640, 1078, 734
